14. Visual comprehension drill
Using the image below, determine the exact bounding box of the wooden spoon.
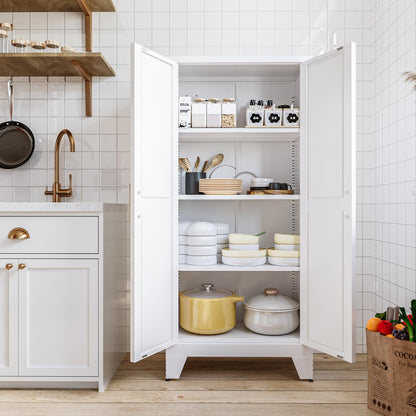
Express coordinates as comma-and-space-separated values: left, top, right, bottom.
179, 158, 191, 172
194, 156, 200, 172
201, 160, 208, 173
203, 153, 224, 172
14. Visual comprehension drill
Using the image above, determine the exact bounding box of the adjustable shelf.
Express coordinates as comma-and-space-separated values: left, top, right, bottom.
179, 194, 299, 201
0, 53, 115, 117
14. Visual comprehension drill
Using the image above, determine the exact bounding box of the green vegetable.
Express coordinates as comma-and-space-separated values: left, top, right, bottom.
399, 307, 414, 342
375, 312, 386, 320
256, 232, 266, 236
411, 299, 416, 342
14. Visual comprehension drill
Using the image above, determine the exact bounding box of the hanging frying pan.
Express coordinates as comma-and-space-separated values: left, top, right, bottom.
0, 80, 35, 169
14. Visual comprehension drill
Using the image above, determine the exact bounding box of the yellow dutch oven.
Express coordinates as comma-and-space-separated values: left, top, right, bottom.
180, 283, 244, 335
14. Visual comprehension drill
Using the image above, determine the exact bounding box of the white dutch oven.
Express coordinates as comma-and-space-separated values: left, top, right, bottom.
243, 288, 299, 335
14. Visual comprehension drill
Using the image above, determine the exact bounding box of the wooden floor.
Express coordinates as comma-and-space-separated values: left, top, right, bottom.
0, 353, 376, 415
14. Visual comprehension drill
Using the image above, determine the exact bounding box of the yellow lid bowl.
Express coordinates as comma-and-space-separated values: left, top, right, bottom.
274, 233, 300, 245
268, 249, 300, 258
222, 248, 267, 258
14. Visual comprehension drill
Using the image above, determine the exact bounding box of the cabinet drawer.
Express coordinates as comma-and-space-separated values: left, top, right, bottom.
0, 217, 99, 254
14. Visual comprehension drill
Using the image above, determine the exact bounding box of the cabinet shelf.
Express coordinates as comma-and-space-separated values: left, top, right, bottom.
179, 127, 300, 142
179, 264, 300, 272
0, 53, 115, 117
179, 194, 299, 201
2, 0, 115, 12
178, 324, 300, 345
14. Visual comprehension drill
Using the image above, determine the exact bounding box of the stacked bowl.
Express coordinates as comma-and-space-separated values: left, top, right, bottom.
268, 233, 300, 266
222, 233, 267, 266
186, 222, 217, 266
199, 178, 243, 195
178, 221, 191, 264
215, 222, 230, 263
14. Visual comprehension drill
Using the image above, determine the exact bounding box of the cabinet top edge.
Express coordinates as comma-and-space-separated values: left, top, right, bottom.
0, 202, 126, 213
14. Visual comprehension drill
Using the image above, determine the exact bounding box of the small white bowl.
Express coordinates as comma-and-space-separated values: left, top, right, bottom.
274, 244, 300, 251
179, 235, 187, 245
222, 256, 266, 266
179, 254, 187, 264
186, 221, 216, 236
268, 257, 300, 266
215, 222, 230, 235
187, 255, 217, 266
229, 243, 260, 251
179, 245, 187, 255
179, 221, 192, 235
217, 234, 229, 244
187, 245, 217, 256
187, 235, 217, 246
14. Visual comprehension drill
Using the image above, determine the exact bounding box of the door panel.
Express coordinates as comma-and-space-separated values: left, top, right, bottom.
300, 43, 356, 362
19, 259, 98, 376
131, 44, 178, 362
0, 261, 18, 376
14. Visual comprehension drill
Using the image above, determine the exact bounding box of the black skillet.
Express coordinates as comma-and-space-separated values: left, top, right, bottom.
0, 80, 35, 169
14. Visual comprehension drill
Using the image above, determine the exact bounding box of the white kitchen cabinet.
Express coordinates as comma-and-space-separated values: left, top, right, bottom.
0, 260, 18, 376
131, 44, 356, 379
0, 204, 128, 391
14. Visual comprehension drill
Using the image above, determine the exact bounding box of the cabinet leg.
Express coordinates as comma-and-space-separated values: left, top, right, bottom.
165, 350, 187, 380
292, 351, 314, 380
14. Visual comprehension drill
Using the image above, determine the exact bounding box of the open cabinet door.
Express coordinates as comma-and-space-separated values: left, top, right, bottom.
130, 44, 178, 362
300, 43, 356, 362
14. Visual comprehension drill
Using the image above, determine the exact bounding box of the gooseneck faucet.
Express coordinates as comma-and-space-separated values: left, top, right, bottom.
45, 129, 75, 202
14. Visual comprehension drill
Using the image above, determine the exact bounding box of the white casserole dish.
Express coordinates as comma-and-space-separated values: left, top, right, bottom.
222, 256, 266, 266
187, 255, 217, 266
187, 245, 217, 256
186, 221, 217, 236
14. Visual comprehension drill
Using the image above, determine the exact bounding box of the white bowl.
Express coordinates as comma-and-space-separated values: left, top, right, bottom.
179, 254, 187, 264
179, 221, 192, 235
217, 243, 228, 253
268, 249, 300, 258
187, 255, 217, 266
215, 222, 230, 235
222, 256, 266, 266
217, 234, 229, 244
274, 244, 300, 251
179, 245, 187, 255
187, 235, 217, 246
187, 245, 217, 256
179, 235, 187, 245
268, 257, 300, 266
229, 243, 260, 251
186, 221, 216, 236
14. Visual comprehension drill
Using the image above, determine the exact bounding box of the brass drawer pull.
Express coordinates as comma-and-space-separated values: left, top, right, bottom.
5, 263, 13, 270
8, 227, 30, 240
18, 264, 26, 270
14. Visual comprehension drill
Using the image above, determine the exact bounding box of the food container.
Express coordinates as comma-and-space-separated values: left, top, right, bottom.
186, 221, 216, 236
265, 104, 283, 126
0, 30, 7, 53
186, 255, 217, 266
222, 256, 266, 266
229, 233, 259, 245
222, 98, 237, 128
45, 40, 60, 53
11, 39, 29, 53
0, 23, 13, 52
179, 96, 192, 128
180, 283, 244, 334
274, 243, 300, 251
229, 243, 260, 251
207, 98, 222, 128
243, 288, 299, 335
222, 248, 267, 258
268, 257, 299, 266
274, 233, 300, 245
192, 98, 206, 128
283, 106, 300, 127
30, 41, 46, 53
187, 235, 217, 246
187, 245, 217, 256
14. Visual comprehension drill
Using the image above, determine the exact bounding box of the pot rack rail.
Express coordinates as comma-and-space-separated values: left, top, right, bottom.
0, 53, 115, 117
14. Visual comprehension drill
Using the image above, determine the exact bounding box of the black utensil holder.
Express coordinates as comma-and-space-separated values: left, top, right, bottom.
185, 172, 206, 195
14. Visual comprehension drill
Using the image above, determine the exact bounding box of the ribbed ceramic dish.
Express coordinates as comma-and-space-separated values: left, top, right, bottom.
187, 235, 217, 246
187, 245, 217, 256
179, 235, 187, 245
187, 255, 217, 266
186, 221, 217, 236
222, 256, 267, 266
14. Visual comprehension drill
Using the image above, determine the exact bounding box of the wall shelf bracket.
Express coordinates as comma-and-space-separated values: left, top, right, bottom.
72, 60, 92, 117
77, 0, 93, 52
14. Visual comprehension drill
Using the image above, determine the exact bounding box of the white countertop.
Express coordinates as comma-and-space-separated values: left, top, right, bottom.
0, 202, 118, 212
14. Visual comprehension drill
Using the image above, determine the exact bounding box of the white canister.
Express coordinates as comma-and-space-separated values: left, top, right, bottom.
222, 98, 237, 128
207, 98, 222, 128
283, 106, 300, 127
265, 105, 283, 126
179, 96, 192, 128
192, 98, 207, 128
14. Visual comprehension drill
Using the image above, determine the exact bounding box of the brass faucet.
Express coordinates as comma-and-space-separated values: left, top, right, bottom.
45, 129, 75, 202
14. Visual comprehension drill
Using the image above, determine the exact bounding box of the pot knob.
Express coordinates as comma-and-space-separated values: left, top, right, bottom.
264, 288, 279, 296
201, 283, 215, 292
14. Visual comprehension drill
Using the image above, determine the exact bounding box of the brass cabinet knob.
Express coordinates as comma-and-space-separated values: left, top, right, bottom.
18, 264, 27, 270
5, 263, 13, 270
8, 227, 30, 240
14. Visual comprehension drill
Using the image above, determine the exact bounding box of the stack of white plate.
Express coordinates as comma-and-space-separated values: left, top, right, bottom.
251, 178, 274, 188
268, 233, 300, 266
222, 233, 266, 266
199, 178, 243, 195
178, 221, 191, 264
186, 222, 217, 266
215, 222, 230, 263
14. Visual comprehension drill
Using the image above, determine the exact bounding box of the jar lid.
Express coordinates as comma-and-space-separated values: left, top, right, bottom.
45, 40, 60, 49
0, 30, 8, 38
193, 98, 206, 103
223, 98, 235, 102
243, 288, 299, 312
208, 98, 220, 103
31, 41, 46, 50
183, 283, 233, 299
61, 46, 76, 53
0, 22, 13, 31
11, 39, 29, 48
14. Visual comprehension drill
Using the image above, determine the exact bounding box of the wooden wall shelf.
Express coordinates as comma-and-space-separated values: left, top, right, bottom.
2, 0, 115, 12
0, 53, 115, 117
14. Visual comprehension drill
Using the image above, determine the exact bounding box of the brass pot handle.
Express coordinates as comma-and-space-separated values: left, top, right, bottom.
5, 263, 13, 270
8, 227, 30, 240
18, 264, 26, 270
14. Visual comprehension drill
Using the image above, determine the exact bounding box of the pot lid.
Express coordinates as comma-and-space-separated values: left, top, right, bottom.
243, 288, 299, 312
183, 283, 232, 299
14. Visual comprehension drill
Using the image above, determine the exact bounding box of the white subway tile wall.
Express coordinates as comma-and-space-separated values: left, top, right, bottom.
0, 0, 413, 353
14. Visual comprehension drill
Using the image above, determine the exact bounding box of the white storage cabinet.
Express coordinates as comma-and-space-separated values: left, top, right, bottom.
130, 44, 356, 379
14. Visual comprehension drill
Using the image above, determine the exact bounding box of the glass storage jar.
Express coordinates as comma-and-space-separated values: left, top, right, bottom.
221, 98, 237, 128
191, 98, 207, 128
45, 40, 60, 53
206, 98, 221, 128
0, 30, 8, 53
0, 23, 13, 52
11, 39, 29, 53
